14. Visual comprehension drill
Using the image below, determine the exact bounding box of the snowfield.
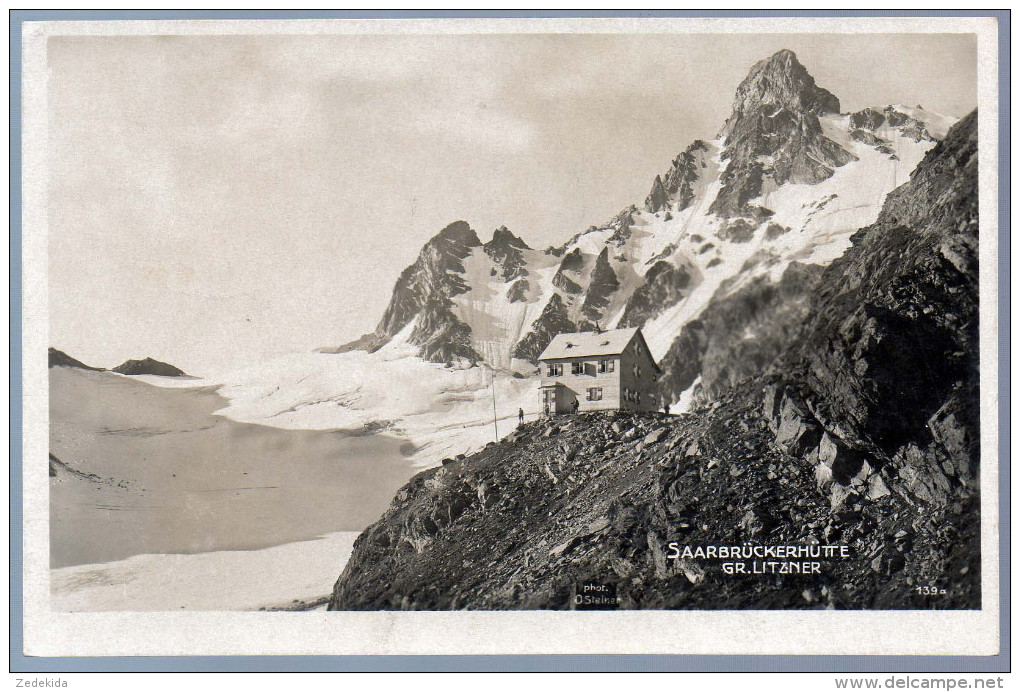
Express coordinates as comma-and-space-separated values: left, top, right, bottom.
452, 246, 560, 370
210, 322, 538, 467
52, 532, 359, 612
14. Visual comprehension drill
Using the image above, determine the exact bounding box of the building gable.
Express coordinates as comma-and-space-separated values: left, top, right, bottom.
537, 327, 661, 414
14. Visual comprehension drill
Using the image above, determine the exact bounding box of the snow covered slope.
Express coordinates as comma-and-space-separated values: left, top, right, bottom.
215, 321, 536, 466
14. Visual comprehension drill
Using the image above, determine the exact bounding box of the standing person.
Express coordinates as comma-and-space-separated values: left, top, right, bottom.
572, 398, 579, 414
518, 407, 524, 426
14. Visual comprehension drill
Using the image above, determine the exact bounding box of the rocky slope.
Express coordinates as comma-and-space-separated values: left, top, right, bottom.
362, 220, 484, 365
483, 226, 531, 282
645, 141, 709, 214
617, 257, 697, 329
657, 261, 824, 404
329, 111, 979, 611
780, 109, 979, 506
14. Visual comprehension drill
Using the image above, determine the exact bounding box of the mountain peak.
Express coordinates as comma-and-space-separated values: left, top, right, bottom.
484, 225, 531, 283
48, 347, 103, 371
112, 357, 187, 377
769, 47, 797, 61
485, 225, 530, 251
726, 49, 840, 132
435, 220, 482, 247
710, 50, 852, 217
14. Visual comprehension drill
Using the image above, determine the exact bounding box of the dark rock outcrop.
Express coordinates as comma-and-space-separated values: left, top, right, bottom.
644, 175, 668, 213
898, 120, 936, 143
618, 261, 695, 329
48, 347, 103, 371
552, 273, 582, 295
710, 50, 855, 218
507, 279, 530, 303
373, 221, 483, 364
112, 357, 187, 377
319, 332, 392, 355
850, 108, 886, 131
717, 218, 759, 243
483, 226, 531, 282
607, 206, 637, 245
550, 248, 584, 295
578, 247, 620, 329
555, 247, 583, 273
646, 140, 710, 214
850, 129, 891, 148
512, 294, 575, 363
854, 106, 935, 143
49, 347, 186, 378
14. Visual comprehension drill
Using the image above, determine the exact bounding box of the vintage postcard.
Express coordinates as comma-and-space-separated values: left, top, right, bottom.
19, 15, 1002, 657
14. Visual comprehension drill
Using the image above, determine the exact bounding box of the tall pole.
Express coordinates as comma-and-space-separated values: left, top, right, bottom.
487, 344, 498, 442
491, 371, 498, 442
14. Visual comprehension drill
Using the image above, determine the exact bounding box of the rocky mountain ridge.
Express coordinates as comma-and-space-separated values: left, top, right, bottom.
220, 49, 962, 468
48, 348, 188, 377
49, 347, 103, 371
363, 220, 484, 364
328, 110, 980, 611
324, 50, 957, 411
710, 49, 855, 218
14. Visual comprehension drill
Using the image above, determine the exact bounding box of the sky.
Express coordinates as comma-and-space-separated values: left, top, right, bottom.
46, 31, 977, 376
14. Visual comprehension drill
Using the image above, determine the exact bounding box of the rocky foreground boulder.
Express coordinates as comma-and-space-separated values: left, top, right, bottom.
329, 111, 979, 612
330, 400, 976, 610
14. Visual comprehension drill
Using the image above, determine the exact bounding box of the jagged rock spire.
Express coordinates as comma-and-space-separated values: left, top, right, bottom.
644, 140, 710, 215
722, 49, 840, 138
486, 225, 530, 250
645, 175, 668, 213
374, 220, 482, 364
710, 49, 855, 218
484, 225, 531, 282
579, 247, 621, 327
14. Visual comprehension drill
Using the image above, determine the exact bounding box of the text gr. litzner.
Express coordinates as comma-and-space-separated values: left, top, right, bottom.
667, 543, 853, 575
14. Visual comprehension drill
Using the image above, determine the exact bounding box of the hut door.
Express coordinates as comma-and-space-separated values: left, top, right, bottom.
542, 388, 556, 415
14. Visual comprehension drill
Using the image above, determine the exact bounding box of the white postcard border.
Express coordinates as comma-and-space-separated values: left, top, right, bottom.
20, 15, 1001, 657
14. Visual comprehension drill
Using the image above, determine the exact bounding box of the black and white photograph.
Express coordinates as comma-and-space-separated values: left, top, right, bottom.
17, 15, 1002, 659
